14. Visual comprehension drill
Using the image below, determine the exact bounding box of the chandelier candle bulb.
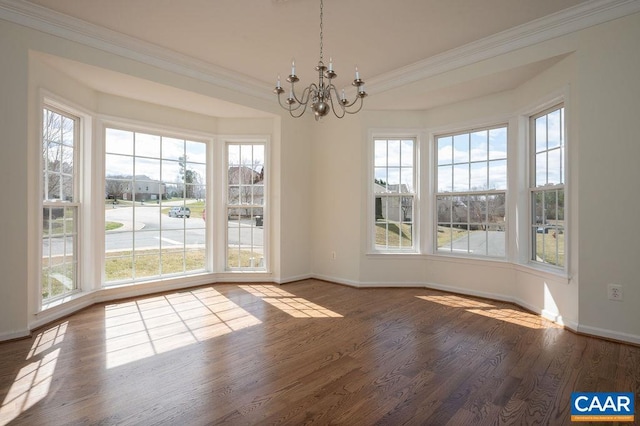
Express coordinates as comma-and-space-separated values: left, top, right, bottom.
274, 0, 365, 119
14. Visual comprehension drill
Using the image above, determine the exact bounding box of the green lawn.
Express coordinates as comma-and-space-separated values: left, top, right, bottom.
535, 230, 565, 266
437, 226, 467, 248
104, 247, 261, 281
375, 221, 412, 248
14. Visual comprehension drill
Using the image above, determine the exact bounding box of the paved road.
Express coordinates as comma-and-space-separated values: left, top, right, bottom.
44, 206, 263, 256
442, 230, 505, 257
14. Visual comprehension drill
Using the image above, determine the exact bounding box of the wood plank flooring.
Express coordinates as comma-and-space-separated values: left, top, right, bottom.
0, 279, 638, 425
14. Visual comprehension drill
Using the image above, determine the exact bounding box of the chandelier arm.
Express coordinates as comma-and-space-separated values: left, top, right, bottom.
338, 92, 364, 109
273, 0, 365, 120
326, 85, 347, 119
277, 92, 304, 112
288, 102, 309, 118
343, 96, 365, 114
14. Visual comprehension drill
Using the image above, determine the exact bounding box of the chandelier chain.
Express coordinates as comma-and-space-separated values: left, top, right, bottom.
319, 0, 323, 62
273, 0, 366, 120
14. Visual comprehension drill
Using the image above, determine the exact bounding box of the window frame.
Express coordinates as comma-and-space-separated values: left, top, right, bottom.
369, 135, 419, 254
528, 104, 567, 271
433, 124, 508, 259
224, 140, 268, 272
102, 124, 210, 285
41, 105, 81, 303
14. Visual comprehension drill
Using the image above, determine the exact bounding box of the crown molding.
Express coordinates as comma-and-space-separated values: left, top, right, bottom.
1, 0, 639, 100
0, 0, 274, 101
368, 0, 640, 94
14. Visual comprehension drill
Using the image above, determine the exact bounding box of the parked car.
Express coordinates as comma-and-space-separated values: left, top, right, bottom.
168, 206, 191, 218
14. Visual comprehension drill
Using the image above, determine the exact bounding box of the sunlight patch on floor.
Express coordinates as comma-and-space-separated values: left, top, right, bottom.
262, 297, 343, 318
240, 285, 343, 318
239, 284, 296, 298
417, 295, 495, 309
417, 294, 560, 329
0, 322, 67, 425
105, 287, 261, 369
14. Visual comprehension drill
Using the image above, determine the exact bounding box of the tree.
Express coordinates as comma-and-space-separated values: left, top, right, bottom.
178, 155, 202, 199
105, 178, 127, 200
43, 109, 74, 200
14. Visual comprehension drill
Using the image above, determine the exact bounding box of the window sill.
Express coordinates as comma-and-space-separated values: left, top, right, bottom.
41, 290, 86, 312
514, 262, 571, 284
366, 251, 424, 259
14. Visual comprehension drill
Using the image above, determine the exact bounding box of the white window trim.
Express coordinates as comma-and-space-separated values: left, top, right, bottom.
528, 103, 567, 273
220, 136, 270, 273
99, 117, 214, 285
518, 90, 571, 278
37, 92, 96, 314
431, 122, 510, 260
367, 129, 423, 255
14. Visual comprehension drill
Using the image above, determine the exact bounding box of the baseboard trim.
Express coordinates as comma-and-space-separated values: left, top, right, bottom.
0, 329, 31, 342
577, 324, 640, 346
8, 274, 637, 346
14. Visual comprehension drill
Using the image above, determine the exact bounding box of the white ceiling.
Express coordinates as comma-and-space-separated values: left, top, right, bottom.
14, 0, 622, 116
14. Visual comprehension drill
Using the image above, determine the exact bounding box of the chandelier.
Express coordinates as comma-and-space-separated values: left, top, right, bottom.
273, 0, 367, 120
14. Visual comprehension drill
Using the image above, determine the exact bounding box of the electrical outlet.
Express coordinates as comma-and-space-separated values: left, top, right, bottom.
608, 284, 623, 301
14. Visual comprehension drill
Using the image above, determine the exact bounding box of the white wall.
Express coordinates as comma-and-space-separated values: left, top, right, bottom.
1, 11, 639, 344
310, 13, 640, 343
572, 13, 640, 340
0, 19, 313, 340
0, 21, 30, 340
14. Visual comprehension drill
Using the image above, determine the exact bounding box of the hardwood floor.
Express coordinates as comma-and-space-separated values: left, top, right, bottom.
1, 279, 638, 425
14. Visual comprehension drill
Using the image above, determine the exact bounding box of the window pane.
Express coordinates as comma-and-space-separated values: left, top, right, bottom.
470, 131, 487, 162
547, 109, 562, 149
436, 126, 507, 258
438, 165, 452, 193
535, 115, 547, 153
374, 140, 387, 167
42, 108, 78, 303
387, 140, 401, 166
135, 133, 161, 158
135, 253, 160, 279
470, 162, 487, 191
227, 144, 268, 269
536, 152, 547, 187
186, 140, 207, 164
531, 190, 565, 267
452, 196, 468, 224
547, 148, 562, 185
468, 195, 486, 224
453, 164, 469, 192
106, 129, 134, 155
135, 158, 161, 182
401, 140, 413, 167
373, 138, 415, 252
487, 193, 506, 223
105, 128, 209, 284
453, 134, 469, 163
437, 136, 453, 165
401, 168, 413, 193
436, 196, 451, 223
488, 159, 507, 190
162, 137, 185, 161
487, 224, 506, 257
489, 127, 507, 160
